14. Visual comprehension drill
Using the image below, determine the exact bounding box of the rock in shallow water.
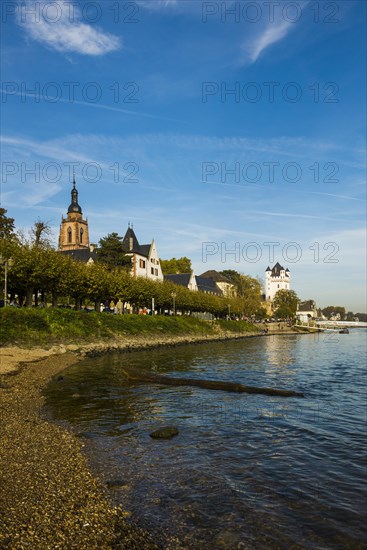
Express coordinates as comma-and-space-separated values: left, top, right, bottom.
107, 479, 128, 489
149, 426, 179, 439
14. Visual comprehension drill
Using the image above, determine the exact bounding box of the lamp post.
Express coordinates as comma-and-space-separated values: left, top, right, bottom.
171, 292, 176, 316
0, 256, 14, 307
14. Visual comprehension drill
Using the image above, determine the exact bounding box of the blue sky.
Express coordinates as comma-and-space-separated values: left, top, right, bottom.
1, 0, 366, 311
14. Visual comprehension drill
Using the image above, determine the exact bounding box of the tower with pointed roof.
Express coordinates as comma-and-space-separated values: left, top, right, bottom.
265, 262, 290, 301
58, 177, 90, 251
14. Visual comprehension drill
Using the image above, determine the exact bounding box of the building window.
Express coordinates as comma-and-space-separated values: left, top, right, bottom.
155, 268, 158, 276
139, 259, 146, 269
80, 228, 84, 243
151, 267, 154, 275
68, 227, 72, 243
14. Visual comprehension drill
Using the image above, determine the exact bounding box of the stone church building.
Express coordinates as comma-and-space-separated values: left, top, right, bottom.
58, 179, 163, 279
58, 177, 96, 263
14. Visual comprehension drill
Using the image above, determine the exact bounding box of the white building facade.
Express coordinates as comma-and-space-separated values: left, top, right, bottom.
265, 262, 290, 302
122, 227, 163, 282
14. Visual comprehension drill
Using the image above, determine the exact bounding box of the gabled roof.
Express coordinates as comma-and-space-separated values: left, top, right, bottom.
164, 273, 192, 287
199, 270, 233, 284
265, 266, 271, 272
196, 276, 222, 295
60, 248, 97, 263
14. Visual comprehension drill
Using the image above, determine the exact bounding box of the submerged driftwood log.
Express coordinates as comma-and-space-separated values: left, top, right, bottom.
120, 366, 304, 398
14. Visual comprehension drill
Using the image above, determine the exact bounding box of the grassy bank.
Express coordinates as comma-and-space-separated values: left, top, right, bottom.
0, 308, 258, 346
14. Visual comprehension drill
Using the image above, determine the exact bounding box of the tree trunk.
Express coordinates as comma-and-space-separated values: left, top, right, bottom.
25, 288, 33, 308
120, 367, 304, 398
52, 292, 58, 307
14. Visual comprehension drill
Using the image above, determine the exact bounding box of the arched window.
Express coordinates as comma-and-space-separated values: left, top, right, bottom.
80, 228, 84, 243
68, 227, 72, 243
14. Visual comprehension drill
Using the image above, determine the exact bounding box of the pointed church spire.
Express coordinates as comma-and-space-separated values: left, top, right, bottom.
68, 175, 82, 214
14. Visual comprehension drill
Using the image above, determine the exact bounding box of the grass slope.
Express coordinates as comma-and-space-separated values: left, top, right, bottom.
0, 308, 258, 346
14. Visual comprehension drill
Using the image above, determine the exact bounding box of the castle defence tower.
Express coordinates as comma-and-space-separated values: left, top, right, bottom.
265, 262, 290, 302
58, 177, 90, 251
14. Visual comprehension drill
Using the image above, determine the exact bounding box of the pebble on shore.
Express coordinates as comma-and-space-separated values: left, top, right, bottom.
0, 327, 292, 548
0, 353, 162, 549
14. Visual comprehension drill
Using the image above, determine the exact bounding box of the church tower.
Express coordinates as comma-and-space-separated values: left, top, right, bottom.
58, 177, 90, 251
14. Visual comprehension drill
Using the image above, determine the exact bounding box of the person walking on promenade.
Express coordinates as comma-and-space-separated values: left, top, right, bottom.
116, 299, 123, 315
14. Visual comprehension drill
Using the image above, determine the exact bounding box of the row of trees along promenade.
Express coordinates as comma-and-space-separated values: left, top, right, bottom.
0, 209, 271, 317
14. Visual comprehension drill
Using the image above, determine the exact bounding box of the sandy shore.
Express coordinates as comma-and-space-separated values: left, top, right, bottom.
0, 327, 296, 549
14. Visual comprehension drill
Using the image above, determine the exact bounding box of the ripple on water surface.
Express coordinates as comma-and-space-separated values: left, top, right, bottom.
44, 332, 367, 549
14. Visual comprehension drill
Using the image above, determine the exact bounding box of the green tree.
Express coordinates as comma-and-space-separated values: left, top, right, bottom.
220, 270, 262, 315
273, 289, 299, 318
220, 270, 259, 297
97, 233, 131, 269
254, 307, 267, 320
84, 263, 113, 309
0, 208, 16, 241
160, 257, 192, 274
8, 244, 43, 306
322, 306, 346, 319
220, 270, 241, 286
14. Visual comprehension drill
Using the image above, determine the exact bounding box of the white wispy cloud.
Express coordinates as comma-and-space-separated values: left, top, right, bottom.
244, 1, 309, 63
136, 0, 177, 11
2, 132, 364, 215
5, 91, 187, 124
1, 135, 100, 166
246, 20, 293, 63
18, 0, 121, 56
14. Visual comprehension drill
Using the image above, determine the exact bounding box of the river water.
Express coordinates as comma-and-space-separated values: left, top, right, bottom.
44, 331, 367, 549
